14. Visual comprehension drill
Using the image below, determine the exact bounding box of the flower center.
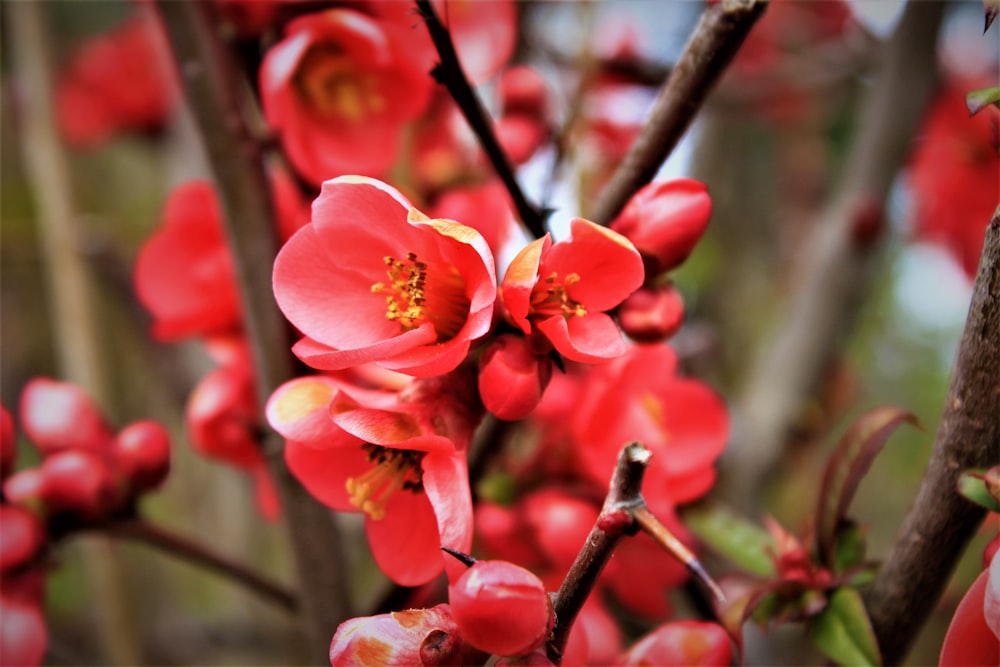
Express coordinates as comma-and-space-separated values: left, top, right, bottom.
345, 444, 425, 521
529, 272, 587, 319
372, 253, 470, 341
295, 46, 385, 122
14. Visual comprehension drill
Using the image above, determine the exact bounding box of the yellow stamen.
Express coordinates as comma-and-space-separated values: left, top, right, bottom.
345, 444, 425, 521
296, 47, 381, 122
529, 272, 587, 319
372, 253, 470, 340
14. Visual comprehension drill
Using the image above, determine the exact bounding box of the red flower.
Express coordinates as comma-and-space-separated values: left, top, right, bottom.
134, 174, 309, 342
55, 11, 177, 148
502, 218, 644, 363
329, 604, 486, 667
940, 550, 1000, 666
610, 179, 713, 277
572, 345, 729, 505
259, 9, 434, 186
273, 176, 496, 377
185, 343, 280, 521
267, 374, 476, 585
619, 620, 733, 666
909, 78, 1000, 279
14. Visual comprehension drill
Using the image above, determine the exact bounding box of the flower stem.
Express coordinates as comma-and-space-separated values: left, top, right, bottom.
414, 0, 549, 240
104, 518, 298, 612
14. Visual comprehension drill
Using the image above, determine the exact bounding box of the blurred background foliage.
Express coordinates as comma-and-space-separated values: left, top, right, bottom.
1, 0, 997, 664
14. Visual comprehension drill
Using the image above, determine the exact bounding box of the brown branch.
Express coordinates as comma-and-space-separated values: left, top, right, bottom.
722, 0, 946, 503
866, 210, 1000, 665
154, 2, 351, 661
546, 442, 650, 663
588, 0, 768, 226
414, 0, 549, 239
105, 518, 298, 612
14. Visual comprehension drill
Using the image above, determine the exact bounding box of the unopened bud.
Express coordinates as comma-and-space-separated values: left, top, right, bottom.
618, 284, 685, 343
113, 420, 171, 492
478, 335, 553, 421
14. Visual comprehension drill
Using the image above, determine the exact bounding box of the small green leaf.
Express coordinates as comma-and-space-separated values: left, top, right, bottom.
807, 587, 882, 666
957, 470, 1000, 512
815, 407, 918, 568
966, 86, 1000, 116
832, 520, 867, 573
682, 501, 776, 577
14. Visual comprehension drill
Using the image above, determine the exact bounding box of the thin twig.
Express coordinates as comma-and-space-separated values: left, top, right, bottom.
105, 518, 298, 612
154, 1, 352, 659
588, 0, 767, 226
414, 0, 549, 239
547, 442, 650, 663
866, 210, 1000, 664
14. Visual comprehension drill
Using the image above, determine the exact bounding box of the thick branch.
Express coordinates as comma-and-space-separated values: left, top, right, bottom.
723, 0, 946, 502
866, 211, 1000, 665
414, 0, 548, 239
155, 2, 351, 660
588, 0, 768, 226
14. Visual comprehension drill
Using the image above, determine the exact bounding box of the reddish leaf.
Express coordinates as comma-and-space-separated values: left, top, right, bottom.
815, 407, 918, 567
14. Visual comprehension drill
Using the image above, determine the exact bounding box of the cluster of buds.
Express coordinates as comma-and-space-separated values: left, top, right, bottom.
0, 379, 171, 665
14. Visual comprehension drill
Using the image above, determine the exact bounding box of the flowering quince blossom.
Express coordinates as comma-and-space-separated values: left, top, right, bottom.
502, 218, 644, 363
135, 173, 309, 342
619, 620, 733, 666
55, 10, 178, 148
266, 372, 477, 585
273, 176, 497, 377
259, 9, 434, 185
939, 549, 1000, 666
609, 178, 713, 278
329, 603, 486, 667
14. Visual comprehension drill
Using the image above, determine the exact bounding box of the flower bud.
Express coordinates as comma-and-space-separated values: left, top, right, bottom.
19, 378, 114, 456
1, 404, 15, 480
39, 449, 119, 519
620, 621, 732, 666
618, 284, 685, 343
330, 604, 485, 667
0, 505, 45, 573
498, 65, 549, 118
449, 560, 554, 657
113, 420, 171, 492
0, 595, 46, 667
520, 489, 599, 573
4, 469, 45, 510
609, 179, 712, 277
478, 335, 553, 421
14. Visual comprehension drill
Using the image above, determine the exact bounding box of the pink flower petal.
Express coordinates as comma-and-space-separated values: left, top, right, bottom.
537, 313, 626, 363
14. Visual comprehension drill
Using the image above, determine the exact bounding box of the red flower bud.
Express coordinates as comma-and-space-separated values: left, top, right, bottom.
330, 604, 485, 667
0, 595, 46, 667
40, 450, 119, 519
498, 66, 550, 118
1, 404, 15, 480
520, 489, 599, 573
478, 335, 554, 421
19, 379, 114, 456
620, 621, 732, 666
3, 469, 45, 509
449, 560, 554, 657
112, 420, 171, 492
940, 553, 1000, 667
610, 179, 712, 276
0, 505, 45, 573
618, 283, 685, 343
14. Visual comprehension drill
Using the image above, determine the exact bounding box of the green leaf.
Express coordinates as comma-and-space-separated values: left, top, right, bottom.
682, 501, 776, 577
957, 470, 1000, 512
807, 588, 882, 666
966, 86, 1000, 116
815, 407, 918, 568
832, 520, 867, 573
